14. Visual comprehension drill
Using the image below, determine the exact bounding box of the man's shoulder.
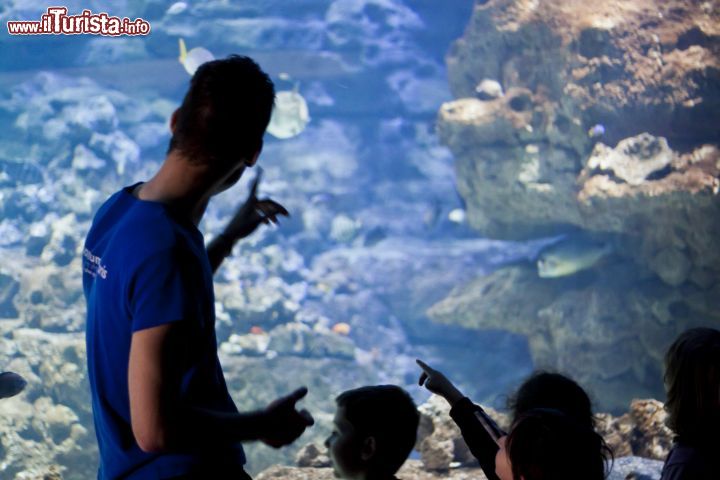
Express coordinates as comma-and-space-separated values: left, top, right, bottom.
116, 207, 177, 243
89, 187, 184, 263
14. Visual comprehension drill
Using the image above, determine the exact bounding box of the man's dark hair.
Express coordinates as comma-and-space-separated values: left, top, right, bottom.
168, 54, 275, 167
507, 408, 610, 480
508, 371, 595, 430
336, 385, 419, 476
664, 327, 720, 445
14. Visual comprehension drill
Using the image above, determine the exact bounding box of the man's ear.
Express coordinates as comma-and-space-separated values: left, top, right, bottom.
246, 149, 261, 167
360, 436, 376, 462
169, 108, 180, 133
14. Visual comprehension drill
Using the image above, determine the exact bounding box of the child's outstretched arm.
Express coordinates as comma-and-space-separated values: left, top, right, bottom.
416, 359, 503, 480
416, 359, 465, 406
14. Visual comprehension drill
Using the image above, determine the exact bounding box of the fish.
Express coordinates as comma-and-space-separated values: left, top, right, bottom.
316, 282, 333, 294
363, 226, 387, 247
178, 38, 215, 76
166, 2, 188, 15
537, 237, 613, 278
266, 74, 310, 139
422, 200, 442, 229
0, 159, 44, 186
331, 323, 351, 336
475, 79, 504, 100
249, 326, 265, 335
448, 208, 466, 224
310, 192, 335, 205
0, 371, 27, 399
587, 124, 606, 138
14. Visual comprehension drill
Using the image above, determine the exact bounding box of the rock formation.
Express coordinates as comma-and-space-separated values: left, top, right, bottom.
258, 395, 668, 480
432, 0, 720, 411
596, 399, 674, 460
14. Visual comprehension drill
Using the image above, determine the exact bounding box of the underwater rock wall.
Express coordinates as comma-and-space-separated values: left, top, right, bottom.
446, 0, 720, 149
433, 0, 720, 411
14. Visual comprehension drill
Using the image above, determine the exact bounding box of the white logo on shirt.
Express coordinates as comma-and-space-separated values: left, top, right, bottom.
83, 247, 108, 279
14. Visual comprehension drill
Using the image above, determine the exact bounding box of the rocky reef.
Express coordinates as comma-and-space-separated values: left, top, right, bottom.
0, 324, 94, 480
414, 395, 672, 471
1, 386, 673, 479
432, 0, 720, 411
252, 395, 670, 480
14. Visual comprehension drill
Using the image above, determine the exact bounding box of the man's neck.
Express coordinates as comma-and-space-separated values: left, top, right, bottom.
137, 153, 212, 226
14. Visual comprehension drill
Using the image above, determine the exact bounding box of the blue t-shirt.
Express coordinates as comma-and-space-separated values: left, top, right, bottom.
82, 184, 245, 479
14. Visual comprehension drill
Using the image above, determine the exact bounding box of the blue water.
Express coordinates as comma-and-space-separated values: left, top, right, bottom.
0, 1, 548, 477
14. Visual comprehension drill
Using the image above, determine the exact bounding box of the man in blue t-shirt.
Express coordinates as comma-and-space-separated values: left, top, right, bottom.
82, 55, 313, 480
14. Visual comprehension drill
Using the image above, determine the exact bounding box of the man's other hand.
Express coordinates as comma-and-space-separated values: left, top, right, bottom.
260, 387, 314, 448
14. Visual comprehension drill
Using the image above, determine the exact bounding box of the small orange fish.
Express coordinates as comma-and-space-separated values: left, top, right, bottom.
250, 326, 265, 335
331, 322, 351, 336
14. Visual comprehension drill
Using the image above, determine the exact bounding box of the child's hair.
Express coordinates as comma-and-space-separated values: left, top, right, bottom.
664, 327, 720, 444
508, 371, 595, 429
336, 385, 419, 475
506, 408, 610, 480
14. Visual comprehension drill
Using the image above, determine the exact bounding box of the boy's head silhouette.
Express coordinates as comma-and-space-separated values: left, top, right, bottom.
325, 385, 419, 480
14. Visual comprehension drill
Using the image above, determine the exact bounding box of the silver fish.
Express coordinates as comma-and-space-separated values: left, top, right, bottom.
178, 38, 214, 76
0, 371, 27, 399
267, 88, 310, 139
166, 2, 188, 16
587, 124, 606, 138
537, 237, 613, 278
